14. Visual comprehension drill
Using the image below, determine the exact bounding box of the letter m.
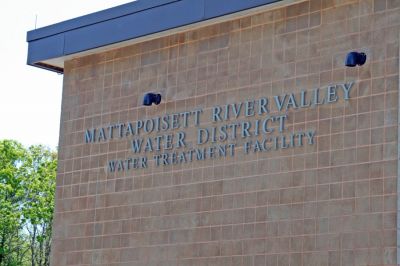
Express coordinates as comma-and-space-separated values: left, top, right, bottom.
85, 129, 96, 143
196, 149, 205, 160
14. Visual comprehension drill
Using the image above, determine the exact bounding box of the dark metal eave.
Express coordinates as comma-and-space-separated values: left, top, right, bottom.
27, 0, 282, 73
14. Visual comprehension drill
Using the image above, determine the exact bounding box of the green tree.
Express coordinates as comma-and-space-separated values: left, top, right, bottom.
0, 140, 56, 266
0, 140, 26, 265
22, 145, 56, 266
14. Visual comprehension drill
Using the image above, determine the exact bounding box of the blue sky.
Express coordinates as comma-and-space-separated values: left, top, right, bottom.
0, 0, 133, 149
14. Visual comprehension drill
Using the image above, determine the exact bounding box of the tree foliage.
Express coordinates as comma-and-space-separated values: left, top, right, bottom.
0, 140, 57, 266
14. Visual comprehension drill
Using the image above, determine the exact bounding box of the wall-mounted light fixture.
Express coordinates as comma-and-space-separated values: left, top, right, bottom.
143, 93, 162, 106
345, 51, 367, 67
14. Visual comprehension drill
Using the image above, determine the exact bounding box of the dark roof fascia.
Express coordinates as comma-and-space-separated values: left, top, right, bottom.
27, 0, 282, 73
27, 0, 179, 42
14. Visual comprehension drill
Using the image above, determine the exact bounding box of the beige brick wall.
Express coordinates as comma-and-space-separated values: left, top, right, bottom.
52, 0, 400, 265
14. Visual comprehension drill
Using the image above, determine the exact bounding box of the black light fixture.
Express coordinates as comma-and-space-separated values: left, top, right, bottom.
143, 93, 162, 106
345, 51, 367, 67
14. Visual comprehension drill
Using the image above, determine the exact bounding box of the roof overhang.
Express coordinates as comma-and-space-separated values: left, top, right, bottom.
27, 0, 303, 74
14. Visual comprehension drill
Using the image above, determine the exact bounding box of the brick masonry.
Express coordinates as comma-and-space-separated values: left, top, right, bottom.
52, 0, 400, 265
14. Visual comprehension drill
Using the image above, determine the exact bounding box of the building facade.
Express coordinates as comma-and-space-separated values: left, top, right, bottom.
27, 0, 400, 265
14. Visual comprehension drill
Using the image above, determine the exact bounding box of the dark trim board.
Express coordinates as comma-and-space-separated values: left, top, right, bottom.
26, 0, 282, 73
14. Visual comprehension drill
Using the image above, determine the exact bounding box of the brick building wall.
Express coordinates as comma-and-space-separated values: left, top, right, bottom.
52, 0, 400, 265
